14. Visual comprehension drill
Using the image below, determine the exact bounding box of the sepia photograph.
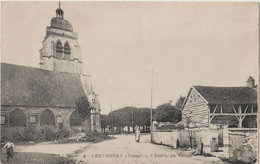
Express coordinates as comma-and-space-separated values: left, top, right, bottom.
1, 1, 259, 164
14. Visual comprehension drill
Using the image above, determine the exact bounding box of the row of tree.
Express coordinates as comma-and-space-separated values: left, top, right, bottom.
101, 96, 185, 133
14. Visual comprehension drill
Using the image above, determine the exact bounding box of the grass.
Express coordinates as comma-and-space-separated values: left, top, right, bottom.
0, 152, 75, 164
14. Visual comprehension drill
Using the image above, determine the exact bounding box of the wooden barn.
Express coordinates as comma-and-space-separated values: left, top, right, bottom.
181, 76, 257, 147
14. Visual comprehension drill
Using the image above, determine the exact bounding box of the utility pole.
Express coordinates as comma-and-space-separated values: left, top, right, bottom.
150, 67, 154, 143
111, 104, 114, 138
132, 108, 134, 133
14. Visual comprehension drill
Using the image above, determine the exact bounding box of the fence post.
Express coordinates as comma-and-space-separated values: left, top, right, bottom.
228, 132, 230, 158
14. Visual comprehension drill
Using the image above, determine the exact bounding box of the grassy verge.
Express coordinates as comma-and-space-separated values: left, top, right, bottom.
0, 152, 75, 164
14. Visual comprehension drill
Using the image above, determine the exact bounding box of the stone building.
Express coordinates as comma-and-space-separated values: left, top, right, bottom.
1, 4, 101, 133
39, 4, 83, 74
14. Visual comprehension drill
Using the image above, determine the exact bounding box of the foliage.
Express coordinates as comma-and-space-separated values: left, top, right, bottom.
101, 114, 106, 128
102, 107, 151, 128
175, 96, 186, 109
101, 97, 185, 128
35, 125, 57, 141
153, 103, 181, 123
75, 96, 92, 120
1, 126, 71, 143
1, 127, 28, 142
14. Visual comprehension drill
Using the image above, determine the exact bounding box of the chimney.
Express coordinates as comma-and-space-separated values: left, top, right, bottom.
246, 76, 255, 88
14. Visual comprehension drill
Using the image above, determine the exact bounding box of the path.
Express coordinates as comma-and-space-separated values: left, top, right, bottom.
75, 134, 228, 164
17, 134, 230, 164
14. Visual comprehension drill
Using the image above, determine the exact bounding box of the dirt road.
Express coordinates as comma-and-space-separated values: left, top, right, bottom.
19, 134, 229, 164
75, 134, 229, 164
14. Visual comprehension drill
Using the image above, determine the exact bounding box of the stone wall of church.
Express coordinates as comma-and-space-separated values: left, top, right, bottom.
40, 27, 83, 74
1, 106, 95, 133
95, 113, 101, 133
1, 106, 75, 131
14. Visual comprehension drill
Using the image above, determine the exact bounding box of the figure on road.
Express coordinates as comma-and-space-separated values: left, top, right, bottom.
135, 127, 141, 143
4, 141, 15, 162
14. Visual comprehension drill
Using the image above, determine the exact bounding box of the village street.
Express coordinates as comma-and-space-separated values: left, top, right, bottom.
17, 134, 229, 164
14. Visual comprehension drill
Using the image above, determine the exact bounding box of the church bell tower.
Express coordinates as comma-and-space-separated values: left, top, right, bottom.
39, 2, 83, 74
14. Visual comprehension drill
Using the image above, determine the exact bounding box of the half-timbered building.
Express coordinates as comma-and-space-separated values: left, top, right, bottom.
181, 76, 257, 146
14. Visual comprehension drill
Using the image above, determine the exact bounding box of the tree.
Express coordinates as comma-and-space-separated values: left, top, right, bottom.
101, 114, 107, 129
101, 107, 151, 133
153, 103, 181, 123
175, 96, 186, 109
75, 96, 92, 120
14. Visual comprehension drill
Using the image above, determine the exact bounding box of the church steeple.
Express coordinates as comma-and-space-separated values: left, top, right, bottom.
56, 1, 64, 19
39, 2, 83, 74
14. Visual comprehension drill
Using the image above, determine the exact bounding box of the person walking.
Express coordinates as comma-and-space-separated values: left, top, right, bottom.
4, 141, 15, 162
135, 127, 141, 143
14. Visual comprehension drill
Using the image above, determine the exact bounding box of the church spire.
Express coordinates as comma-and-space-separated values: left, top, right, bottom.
56, 1, 64, 19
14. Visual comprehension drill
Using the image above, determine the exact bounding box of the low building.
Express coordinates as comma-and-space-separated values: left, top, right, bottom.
181, 76, 257, 146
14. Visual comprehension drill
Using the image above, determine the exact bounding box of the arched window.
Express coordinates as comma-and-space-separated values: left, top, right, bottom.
10, 109, 26, 126
40, 109, 55, 126
70, 111, 81, 126
56, 40, 63, 53
64, 41, 71, 54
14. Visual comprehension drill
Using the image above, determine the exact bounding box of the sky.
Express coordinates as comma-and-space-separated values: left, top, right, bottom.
1, 2, 258, 114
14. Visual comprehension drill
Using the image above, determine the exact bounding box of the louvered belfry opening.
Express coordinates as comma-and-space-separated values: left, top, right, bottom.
64, 41, 71, 60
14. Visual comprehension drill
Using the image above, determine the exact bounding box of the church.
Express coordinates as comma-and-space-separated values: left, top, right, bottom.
1, 4, 101, 133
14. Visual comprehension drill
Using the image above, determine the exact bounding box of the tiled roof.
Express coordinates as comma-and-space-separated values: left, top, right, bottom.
1, 63, 86, 108
193, 86, 257, 104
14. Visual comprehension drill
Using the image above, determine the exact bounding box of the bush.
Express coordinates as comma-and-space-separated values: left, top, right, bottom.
1, 126, 71, 143
55, 129, 71, 140
35, 126, 57, 141
1, 127, 34, 142
24, 126, 37, 141
35, 126, 71, 142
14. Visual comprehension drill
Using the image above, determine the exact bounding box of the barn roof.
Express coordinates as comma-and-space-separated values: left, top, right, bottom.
193, 86, 257, 105
1, 63, 87, 108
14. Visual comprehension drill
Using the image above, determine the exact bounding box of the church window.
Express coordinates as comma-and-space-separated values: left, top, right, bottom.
40, 109, 55, 126
64, 41, 71, 60
57, 116, 63, 124
1, 115, 6, 125
10, 109, 26, 126
30, 115, 37, 124
64, 42, 71, 54
56, 40, 63, 53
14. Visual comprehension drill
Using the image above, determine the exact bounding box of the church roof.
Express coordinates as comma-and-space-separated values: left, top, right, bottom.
193, 86, 257, 105
1, 63, 86, 108
51, 17, 73, 32
50, 2, 73, 32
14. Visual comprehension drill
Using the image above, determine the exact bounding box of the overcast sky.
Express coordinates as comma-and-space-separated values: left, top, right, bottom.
2, 2, 258, 114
